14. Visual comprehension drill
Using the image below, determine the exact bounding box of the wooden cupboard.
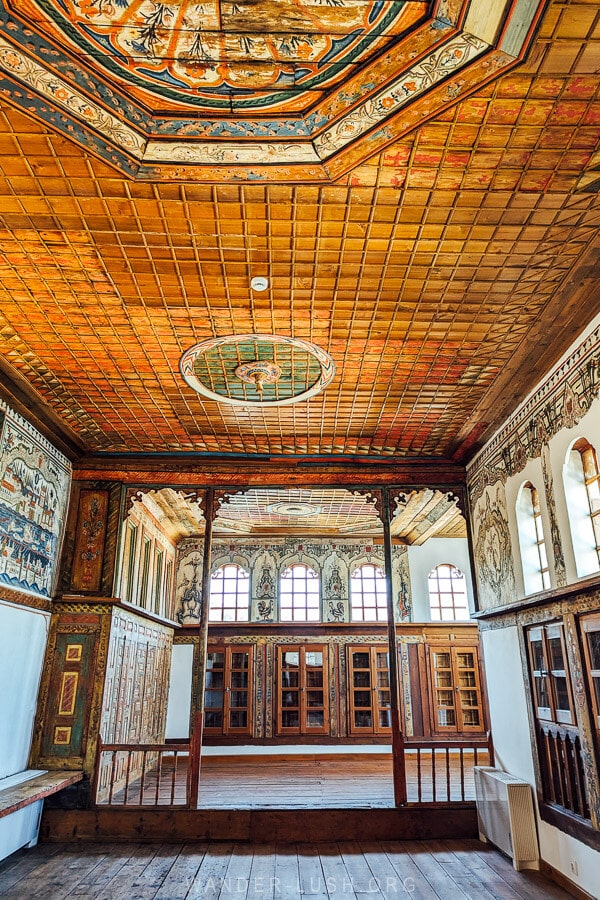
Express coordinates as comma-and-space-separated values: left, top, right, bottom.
427, 645, 484, 734
276, 644, 329, 735
347, 645, 392, 735
203, 645, 253, 736
184, 623, 488, 743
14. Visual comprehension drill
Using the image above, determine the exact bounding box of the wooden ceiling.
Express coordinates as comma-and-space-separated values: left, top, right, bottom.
135, 487, 465, 541
0, 0, 599, 464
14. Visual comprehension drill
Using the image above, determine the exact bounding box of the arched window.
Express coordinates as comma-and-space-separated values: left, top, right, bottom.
428, 564, 469, 621
280, 564, 320, 622
516, 482, 551, 594
564, 439, 600, 577
209, 564, 250, 622
350, 564, 387, 622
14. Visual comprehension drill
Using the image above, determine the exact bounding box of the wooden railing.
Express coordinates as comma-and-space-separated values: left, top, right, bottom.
93, 732, 494, 809
404, 734, 494, 803
537, 722, 590, 820
94, 740, 191, 807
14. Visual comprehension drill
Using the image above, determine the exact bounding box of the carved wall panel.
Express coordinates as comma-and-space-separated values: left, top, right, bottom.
100, 609, 173, 745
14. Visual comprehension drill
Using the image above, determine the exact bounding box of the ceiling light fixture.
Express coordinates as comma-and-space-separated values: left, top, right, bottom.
235, 361, 281, 397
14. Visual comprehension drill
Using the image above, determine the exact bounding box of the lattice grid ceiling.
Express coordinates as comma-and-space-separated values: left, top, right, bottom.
0, 0, 599, 460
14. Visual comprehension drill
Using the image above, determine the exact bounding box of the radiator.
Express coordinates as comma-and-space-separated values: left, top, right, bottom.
474, 766, 539, 871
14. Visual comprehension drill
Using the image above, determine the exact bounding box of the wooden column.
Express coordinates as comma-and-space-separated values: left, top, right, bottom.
382, 487, 407, 806
188, 487, 215, 807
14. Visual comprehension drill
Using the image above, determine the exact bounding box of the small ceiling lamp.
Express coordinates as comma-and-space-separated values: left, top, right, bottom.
235, 360, 281, 397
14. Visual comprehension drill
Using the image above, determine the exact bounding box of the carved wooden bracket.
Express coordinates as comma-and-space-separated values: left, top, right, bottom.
124, 487, 145, 519
350, 489, 382, 520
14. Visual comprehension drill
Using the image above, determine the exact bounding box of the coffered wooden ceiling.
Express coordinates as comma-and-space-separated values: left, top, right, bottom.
0, 0, 600, 463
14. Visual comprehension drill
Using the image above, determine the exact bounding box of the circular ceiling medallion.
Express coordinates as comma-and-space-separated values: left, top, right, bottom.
267, 502, 322, 517
180, 334, 335, 407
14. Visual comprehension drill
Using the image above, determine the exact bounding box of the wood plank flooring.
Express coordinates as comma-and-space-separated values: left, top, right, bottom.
0, 840, 574, 899
197, 752, 487, 808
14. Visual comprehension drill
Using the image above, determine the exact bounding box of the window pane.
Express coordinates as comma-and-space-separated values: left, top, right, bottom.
280, 565, 321, 622
428, 564, 469, 621
351, 564, 387, 622
587, 631, 600, 669
209, 565, 250, 622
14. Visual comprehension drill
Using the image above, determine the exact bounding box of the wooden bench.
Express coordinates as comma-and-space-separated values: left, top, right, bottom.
0, 770, 83, 820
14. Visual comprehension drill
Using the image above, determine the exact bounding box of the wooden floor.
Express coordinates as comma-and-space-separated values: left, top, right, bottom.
105, 751, 489, 808
0, 839, 574, 899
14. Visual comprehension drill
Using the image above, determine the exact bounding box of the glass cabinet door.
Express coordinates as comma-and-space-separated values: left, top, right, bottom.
454, 649, 482, 730
204, 645, 253, 736
348, 645, 392, 735
277, 645, 329, 735
429, 645, 484, 734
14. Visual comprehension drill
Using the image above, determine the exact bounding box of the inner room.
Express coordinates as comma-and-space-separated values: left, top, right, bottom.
93, 485, 490, 810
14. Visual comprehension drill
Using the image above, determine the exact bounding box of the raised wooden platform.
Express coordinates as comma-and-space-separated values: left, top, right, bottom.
96, 749, 490, 809
41, 805, 478, 844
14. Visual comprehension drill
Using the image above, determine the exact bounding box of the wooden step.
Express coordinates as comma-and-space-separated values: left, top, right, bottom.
41, 805, 478, 844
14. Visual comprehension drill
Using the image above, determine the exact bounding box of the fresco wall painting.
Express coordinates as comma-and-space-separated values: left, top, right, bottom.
0, 402, 71, 600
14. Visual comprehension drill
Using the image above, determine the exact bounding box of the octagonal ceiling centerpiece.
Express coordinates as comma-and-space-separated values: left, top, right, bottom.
0, 0, 546, 181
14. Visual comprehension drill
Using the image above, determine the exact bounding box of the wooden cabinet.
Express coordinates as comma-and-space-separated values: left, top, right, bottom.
347, 645, 392, 735
428, 646, 484, 734
276, 645, 328, 735
204, 645, 253, 736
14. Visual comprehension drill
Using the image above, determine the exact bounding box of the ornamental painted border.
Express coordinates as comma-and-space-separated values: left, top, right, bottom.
467, 322, 600, 505
0, 0, 548, 181
180, 334, 336, 407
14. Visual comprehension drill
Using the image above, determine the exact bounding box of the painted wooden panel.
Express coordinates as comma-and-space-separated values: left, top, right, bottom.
41, 632, 96, 759
70, 490, 109, 593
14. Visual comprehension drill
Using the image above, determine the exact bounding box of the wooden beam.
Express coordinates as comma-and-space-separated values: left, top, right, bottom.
188, 487, 215, 807
382, 487, 407, 807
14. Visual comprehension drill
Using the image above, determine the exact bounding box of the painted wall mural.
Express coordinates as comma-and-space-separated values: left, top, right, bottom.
472, 485, 516, 610
0, 402, 71, 599
176, 537, 412, 625
540, 443, 567, 588
467, 322, 600, 605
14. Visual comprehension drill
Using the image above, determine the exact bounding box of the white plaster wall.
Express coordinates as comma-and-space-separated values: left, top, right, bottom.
165, 643, 194, 740
406, 538, 475, 620
538, 822, 600, 899
0, 601, 49, 781
480, 626, 534, 782
0, 802, 43, 861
